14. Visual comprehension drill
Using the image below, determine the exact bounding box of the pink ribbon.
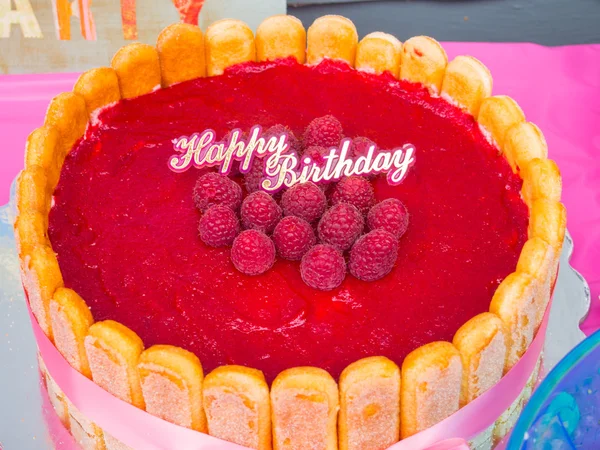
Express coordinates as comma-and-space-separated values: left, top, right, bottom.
30, 296, 550, 449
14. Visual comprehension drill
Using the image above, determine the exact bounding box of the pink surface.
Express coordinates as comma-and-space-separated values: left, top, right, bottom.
1, 43, 599, 332
31, 289, 550, 449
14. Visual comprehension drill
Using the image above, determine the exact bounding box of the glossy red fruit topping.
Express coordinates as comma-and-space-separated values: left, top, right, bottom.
367, 198, 409, 238
273, 216, 316, 260
281, 181, 327, 223
303, 115, 344, 149
241, 191, 282, 233
349, 229, 398, 281
300, 244, 346, 291
193, 172, 242, 212
331, 176, 375, 215
231, 229, 276, 276
318, 203, 364, 251
198, 205, 240, 247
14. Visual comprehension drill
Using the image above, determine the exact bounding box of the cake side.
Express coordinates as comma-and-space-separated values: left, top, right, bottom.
15, 13, 566, 450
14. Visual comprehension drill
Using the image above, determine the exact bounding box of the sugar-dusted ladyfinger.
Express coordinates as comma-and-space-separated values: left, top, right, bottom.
517, 237, 556, 330
400, 36, 447, 93
203, 365, 271, 450
256, 15, 306, 64
73, 68, 121, 116
503, 122, 548, 173
25, 126, 62, 189
49, 288, 94, 378
400, 342, 462, 438
43, 92, 88, 154
307, 15, 358, 66
339, 356, 400, 450
205, 19, 256, 77
271, 366, 339, 450
22, 244, 64, 340
489, 272, 537, 372
45, 370, 70, 429
84, 320, 145, 409
14, 209, 48, 259
528, 199, 567, 250
157, 23, 206, 87
441, 56, 493, 117
67, 399, 107, 450
138, 345, 206, 432
521, 158, 562, 208
111, 43, 161, 99
16, 165, 50, 216
355, 32, 402, 76
453, 313, 506, 407
477, 95, 525, 148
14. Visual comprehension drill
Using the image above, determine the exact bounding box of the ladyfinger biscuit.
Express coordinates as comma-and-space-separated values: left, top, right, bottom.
111, 43, 161, 99
22, 244, 64, 340
441, 56, 493, 117
503, 122, 548, 173
203, 365, 271, 450
477, 96, 525, 148
453, 313, 506, 407
400, 36, 447, 93
16, 165, 50, 216
205, 19, 256, 77
25, 126, 62, 189
528, 198, 567, 250
271, 366, 339, 450
355, 32, 402, 76
339, 356, 400, 450
138, 345, 206, 432
14, 209, 48, 259
46, 371, 70, 429
400, 342, 462, 438
73, 67, 121, 116
517, 237, 556, 330
43, 92, 88, 154
84, 320, 145, 409
67, 400, 106, 450
307, 15, 358, 66
489, 272, 537, 371
256, 15, 306, 64
521, 158, 562, 208
157, 23, 206, 87
49, 288, 94, 378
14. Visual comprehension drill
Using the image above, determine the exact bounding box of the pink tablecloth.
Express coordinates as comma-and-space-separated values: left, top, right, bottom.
1, 43, 599, 331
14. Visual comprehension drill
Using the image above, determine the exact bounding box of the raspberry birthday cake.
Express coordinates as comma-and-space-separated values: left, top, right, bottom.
15, 14, 566, 450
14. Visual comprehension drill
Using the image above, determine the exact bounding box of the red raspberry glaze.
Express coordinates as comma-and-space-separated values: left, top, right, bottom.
48, 59, 528, 381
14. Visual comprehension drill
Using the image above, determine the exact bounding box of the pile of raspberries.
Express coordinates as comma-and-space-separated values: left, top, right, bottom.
193, 115, 409, 291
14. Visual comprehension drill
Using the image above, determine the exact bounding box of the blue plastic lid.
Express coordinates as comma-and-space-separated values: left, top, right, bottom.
508, 330, 600, 449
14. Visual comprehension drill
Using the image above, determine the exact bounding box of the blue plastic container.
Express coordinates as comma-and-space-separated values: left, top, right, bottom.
508, 330, 600, 449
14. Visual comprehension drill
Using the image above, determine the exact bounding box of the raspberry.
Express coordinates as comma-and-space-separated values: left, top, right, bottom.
349, 229, 398, 281
231, 229, 276, 275
350, 136, 376, 158
300, 244, 346, 290
281, 182, 327, 223
273, 216, 316, 260
303, 115, 344, 149
193, 172, 242, 212
244, 157, 265, 193
303, 145, 329, 166
241, 191, 282, 233
317, 203, 364, 251
367, 198, 409, 238
265, 124, 301, 155
199, 205, 240, 247
331, 176, 375, 215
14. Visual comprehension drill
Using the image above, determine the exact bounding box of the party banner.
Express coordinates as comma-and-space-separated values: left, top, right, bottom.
0, 0, 285, 74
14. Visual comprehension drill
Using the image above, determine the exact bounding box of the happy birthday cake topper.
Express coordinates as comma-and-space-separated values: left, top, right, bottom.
169, 126, 415, 192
